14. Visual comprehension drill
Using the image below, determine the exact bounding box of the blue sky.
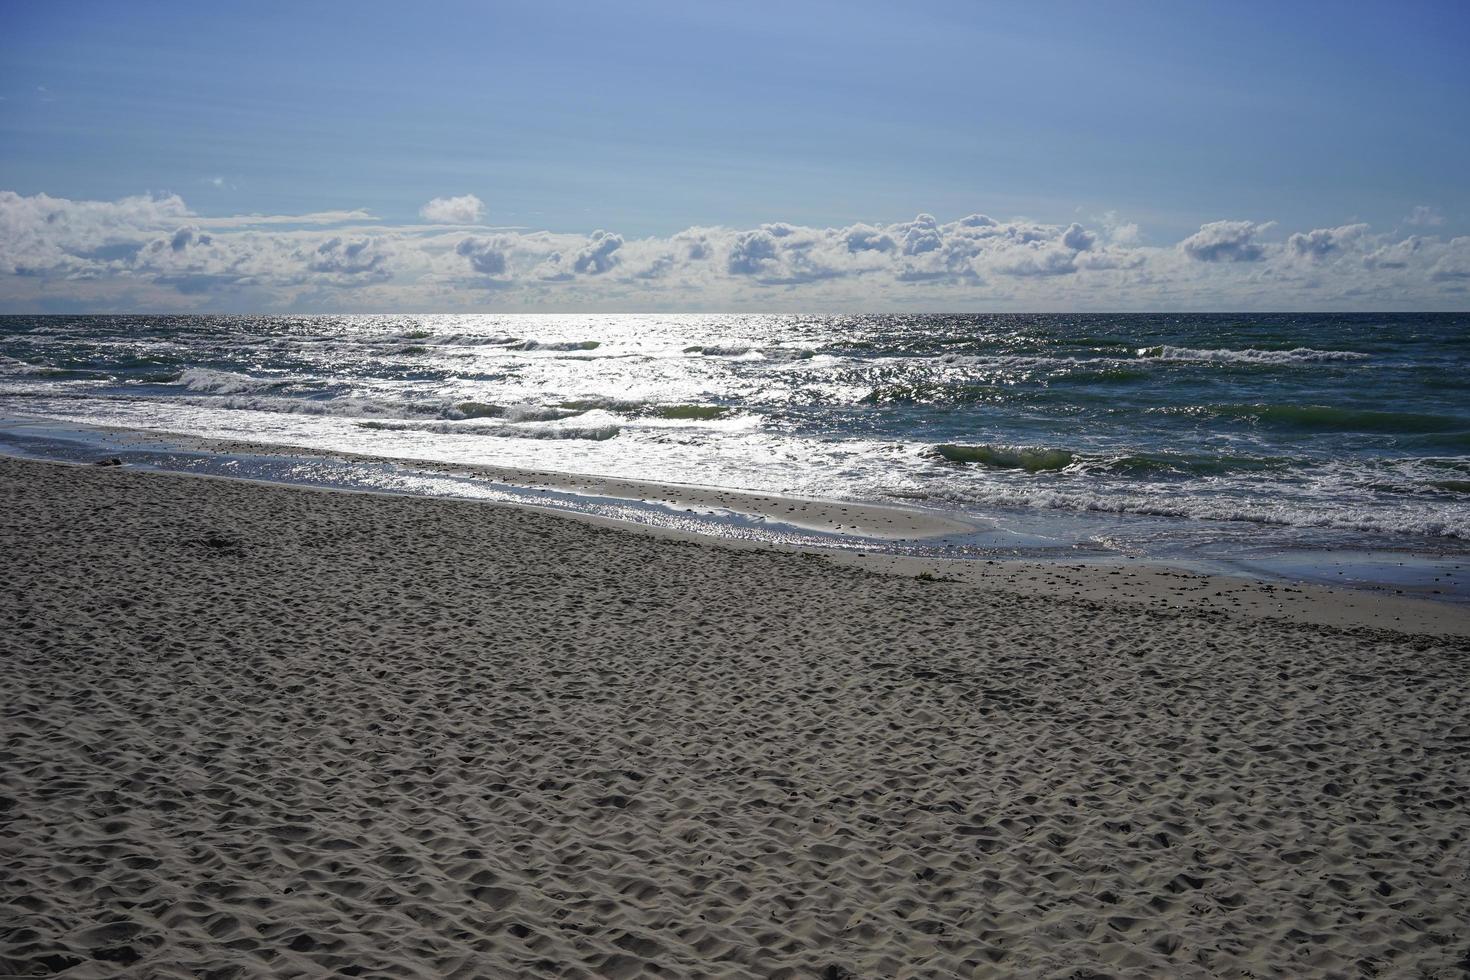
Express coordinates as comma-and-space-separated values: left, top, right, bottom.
1, 0, 1468, 310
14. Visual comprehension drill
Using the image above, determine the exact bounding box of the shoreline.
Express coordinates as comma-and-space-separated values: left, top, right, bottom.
0, 414, 977, 540
4, 453, 1470, 976
6, 446, 1469, 637
2, 414, 1469, 631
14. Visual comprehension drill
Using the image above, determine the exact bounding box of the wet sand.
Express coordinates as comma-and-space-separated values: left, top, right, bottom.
3, 456, 1468, 978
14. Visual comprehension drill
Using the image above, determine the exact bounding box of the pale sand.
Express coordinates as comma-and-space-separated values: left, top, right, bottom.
2, 457, 1469, 979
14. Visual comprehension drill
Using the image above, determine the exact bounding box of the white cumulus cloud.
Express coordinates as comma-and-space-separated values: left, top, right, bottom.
419, 194, 485, 224
1178, 220, 1273, 263
3, 189, 1467, 311
1287, 224, 1369, 260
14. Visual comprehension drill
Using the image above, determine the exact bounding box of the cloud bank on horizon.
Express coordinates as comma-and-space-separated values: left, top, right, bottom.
1, 189, 1467, 312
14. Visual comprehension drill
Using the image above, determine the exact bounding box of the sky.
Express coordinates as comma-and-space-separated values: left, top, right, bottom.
1, 0, 1467, 312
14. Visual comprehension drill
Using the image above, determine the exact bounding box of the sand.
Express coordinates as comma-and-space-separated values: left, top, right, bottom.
3, 456, 1469, 978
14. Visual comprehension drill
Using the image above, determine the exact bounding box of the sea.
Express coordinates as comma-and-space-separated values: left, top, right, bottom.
2, 313, 1467, 597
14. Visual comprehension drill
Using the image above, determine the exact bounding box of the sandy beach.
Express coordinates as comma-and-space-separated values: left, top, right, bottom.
3, 455, 1469, 978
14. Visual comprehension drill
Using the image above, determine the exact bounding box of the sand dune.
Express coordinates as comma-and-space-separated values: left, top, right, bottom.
2, 457, 1468, 978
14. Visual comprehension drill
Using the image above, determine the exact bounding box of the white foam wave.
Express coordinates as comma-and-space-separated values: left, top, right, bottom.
510, 339, 602, 352
176, 367, 314, 395
685, 345, 763, 359
496, 402, 587, 422
380, 333, 518, 347
164, 376, 579, 426
358, 418, 621, 441
1137, 346, 1370, 364
927, 482, 1467, 539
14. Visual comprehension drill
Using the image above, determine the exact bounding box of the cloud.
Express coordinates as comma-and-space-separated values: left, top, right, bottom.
1429, 237, 1470, 281
0, 191, 192, 277
842, 224, 897, 253
1061, 223, 1096, 251
198, 210, 376, 228
1287, 223, 1369, 260
1405, 205, 1445, 227
307, 236, 391, 279
572, 230, 622, 275
992, 245, 1079, 277
1178, 220, 1271, 262
419, 194, 485, 224
898, 213, 943, 255
1364, 236, 1425, 270
727, 229, 780, 276
455, 236, 509, 276
1094, 211, 1142, 246
3, 189, 1468, 311
169, 226, 212, 252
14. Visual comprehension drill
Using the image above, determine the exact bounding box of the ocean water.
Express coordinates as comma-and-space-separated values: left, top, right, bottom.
2, 312, 1468, 581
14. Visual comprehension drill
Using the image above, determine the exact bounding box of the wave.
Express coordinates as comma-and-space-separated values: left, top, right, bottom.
356, 335, 601, 352
105, 383, 575, 425
927, 443, 1470, 536
555, 398, 735, 422
862, 382, 1009, 406
934, 484, 1468, 539
683, 344, 747, 356
934, 443, 1296, 477
935, 443, 1075, 471
1135, 345, 1369, 365
202, 392, 612, 425
651, 404, 731, 421
1051, 366, 1152, 384
378, 332, 518, 347
3, 351, 182, 378
1092, 452, 1291, 478
150, 372, 593, 425
557, 397, 646, 414
175, 367, 321, 395
357, 419, 620, 441
510, 339, 601, 352
1173, 403, 1465, 434
452, 401, 585, 422
682, 345, 768, 359
0, 357, 110, 381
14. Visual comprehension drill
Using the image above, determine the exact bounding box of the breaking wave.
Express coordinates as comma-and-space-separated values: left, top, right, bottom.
378, 332, 518, 347
1169, 403, 1464, 433
511, 339, 601, 351
176, 367, 321, 395
452, 401, 585, 422
933, 443, 1297, 477
651, 404, 731, 421
935, 443, 1074, 471
1135, 346, 1370, 364
357, 418, 620, 441
934, 483, 1467, 539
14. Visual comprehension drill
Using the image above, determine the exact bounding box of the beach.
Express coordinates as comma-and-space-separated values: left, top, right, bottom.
3, 455, 1469, 978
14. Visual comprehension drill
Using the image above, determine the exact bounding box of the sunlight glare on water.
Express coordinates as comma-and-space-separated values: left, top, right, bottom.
2, 312, 1468, 560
